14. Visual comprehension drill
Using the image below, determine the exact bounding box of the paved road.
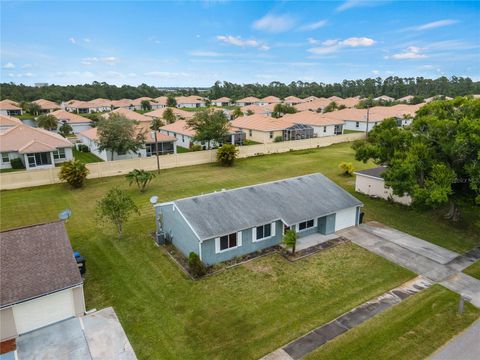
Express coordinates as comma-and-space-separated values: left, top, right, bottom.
430, 318, 480, 360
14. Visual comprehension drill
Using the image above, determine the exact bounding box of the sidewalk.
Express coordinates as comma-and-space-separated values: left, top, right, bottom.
430, 318, 480, 360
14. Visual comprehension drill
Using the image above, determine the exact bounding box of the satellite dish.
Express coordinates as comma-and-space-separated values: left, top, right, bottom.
149, 196, 158, 205
59, 209, 72, 221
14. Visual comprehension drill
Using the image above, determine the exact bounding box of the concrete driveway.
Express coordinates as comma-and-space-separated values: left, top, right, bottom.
15, 307, 136, 360
338, 222, 480, 307
430, 318, 480, 360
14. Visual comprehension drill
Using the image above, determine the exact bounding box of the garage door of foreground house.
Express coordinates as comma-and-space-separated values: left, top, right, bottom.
13, 289, 75, 334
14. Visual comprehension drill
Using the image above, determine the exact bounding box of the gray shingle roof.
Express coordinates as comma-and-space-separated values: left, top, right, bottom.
0, 221, 82, 308
355, 167, 386, 179
173, 173, 362, 240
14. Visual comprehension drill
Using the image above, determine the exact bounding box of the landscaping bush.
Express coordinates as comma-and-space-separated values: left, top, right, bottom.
191, 144, 202, 151
216, 144, 239, 166
77, 144, 90, 152
283, 230, 297, 255
188, 252, 206, 278
59, 160, 89, 188
10, 158, 25, 169
339, 162, 355, 176
274, 136, 284, 143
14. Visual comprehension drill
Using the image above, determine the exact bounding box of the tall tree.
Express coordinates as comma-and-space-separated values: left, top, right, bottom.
36, 114, 58, 130
97, 113, 145, 161
186, 109, 230, 149
150, 117, 165, 173
162, 108, 176, 124
166, 96, 177, 107
352, 98, 480, 221
141, 100, 152, 111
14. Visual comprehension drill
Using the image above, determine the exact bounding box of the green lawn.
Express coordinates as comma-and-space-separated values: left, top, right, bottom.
463, 261, 480, 279
305, 285, 480, 360
176, 146, 192, 153
0, 168, 25, 173
1, 141, 478, 359
73, 148, 104, 163
343, 129, 364, 134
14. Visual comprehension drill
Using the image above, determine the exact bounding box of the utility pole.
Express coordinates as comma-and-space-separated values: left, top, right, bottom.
365, 106, 370, 137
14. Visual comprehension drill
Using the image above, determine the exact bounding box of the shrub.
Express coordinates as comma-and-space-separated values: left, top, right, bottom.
10, 158, 25, 169
274, 136, 284, 143
59, 160, 89, 188
77, 144, 90, 152
216, 144, 239, 166
188, 252, 206, 278
339, 162, 355, 176
283, 230, 297, 255
126, 169, 155, 193
191, 144, 202, 151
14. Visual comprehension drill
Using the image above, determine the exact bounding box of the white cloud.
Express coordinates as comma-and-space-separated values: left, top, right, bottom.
386, 46, 427, 60
69, 37, 76, 44
298, 20, 327, 31
3, 62, 15, 69
144, 71, 189, 78
190, 51, 223, 57
337, 0, 388, 12
55, 71, 95, 78
308, 37, 375, 55
372, 70, 380, 75
415, 19, 458, 31
81, 56, 119, 65
217, 35, 270, 50
7, 72, 34, 78
83, 38, 91, 43
252, 14, 296, 33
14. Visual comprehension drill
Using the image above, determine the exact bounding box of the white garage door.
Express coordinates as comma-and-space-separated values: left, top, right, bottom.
13, 289, 75, 334
335, 206, 358, 232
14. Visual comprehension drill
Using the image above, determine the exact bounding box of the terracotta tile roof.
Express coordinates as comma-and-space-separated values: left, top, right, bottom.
175, 96, 205, 105
0, 114, 23, 127
111, 99, 134, 108
282, 111, 344, 126
0, 221, 82, 308
154, 96, 168, 105
294, 98, 331, 111
236, 96, 260, 103
0, 99, 22, 111
129, 97, 156, 106
303, 96, 319, 102
2, 99, 20, 106
240, 104, 275, 114
144, 107, 194, 120
231, 114, 294, 131
323, 104, 423, 123
18, 140, 57, 154
80, 123, 176, 143
32, 99, 60, 110
51, 110, 90, 124
0, 124, 73, 152
212, 97, 231, 102
102, 108, 152, 122
261, 96, 281, 103
374, 95, 395, 102
159, 119, 196, 137
328, 96, 343, 101
397, 95, 414, 102
337, 97, 360, 108
284, 96, 304, 103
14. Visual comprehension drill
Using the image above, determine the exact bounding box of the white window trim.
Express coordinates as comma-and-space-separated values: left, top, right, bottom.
215, 231, 242, 254
252, 222, 276, 242
296, 218, 318, 233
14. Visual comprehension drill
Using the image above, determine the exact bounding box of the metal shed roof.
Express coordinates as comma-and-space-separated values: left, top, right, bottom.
172, 173, 362, 240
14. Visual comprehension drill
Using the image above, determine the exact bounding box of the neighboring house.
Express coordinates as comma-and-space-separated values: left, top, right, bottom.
235, 96, 261, 107
153, 96, 168, 108
110, 99, 136, 110
425, 95, 453, 103
155, 173, 363, 265
259, 96, 281, 105
129, 97, 163, 110
175, 96, 206, 108
0, 221, 85, 348
355, 167, 412, 205
0, 100, 22, 116
295, 98, 331, 112
102, 107, 152, 122
144, 107, 195, 121
230, 114, 314, 143
32, 99, 60, 113
328, 96, 343, 102
65, 99, 112, 113
282, 111, 344, 136
79, 124, 177, 161
337, 97, 361, 108
50, 110, 92, 134
0, 114, 22, 131
303, 96, 319, 102
158, 120, 197, 148
240, 104, 275, 116
211, 97, 232, 107
397, 95, 414, 103
374, 95, 395, 102
284, 96, 304, 106
0, 124, 73, 170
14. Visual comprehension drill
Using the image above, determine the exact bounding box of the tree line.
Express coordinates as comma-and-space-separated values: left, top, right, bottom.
1, 76, 479, 103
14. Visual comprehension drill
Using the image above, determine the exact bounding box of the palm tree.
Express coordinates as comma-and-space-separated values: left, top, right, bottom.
150, 117, 165, 174
36, 114, 58, 131
126, 169, 156, 192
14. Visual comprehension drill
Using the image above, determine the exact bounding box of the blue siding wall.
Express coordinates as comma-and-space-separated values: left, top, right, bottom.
201, 221, 283, 265
157, 204, 199, 258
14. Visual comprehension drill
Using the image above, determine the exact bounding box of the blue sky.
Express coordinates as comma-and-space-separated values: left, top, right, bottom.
1, 0, 479, 86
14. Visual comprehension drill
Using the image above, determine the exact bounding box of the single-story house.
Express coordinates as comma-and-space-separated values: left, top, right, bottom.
0, 221, 85, 348
283, 96, 304, 106
230, 114, 314, 143
328, 96, 343, 102
50, 110, 92, 134
175, 96, 206, 108
0, 124, 73, 170
374, 95, 395, 102
0, 114, 22, 130
32, 99, 60, 113
64, 99, 112, 113
129, 97, 163, 110
102, 107, 152, 122
425, 95, 453, 103
336, 97, 361, 108
355, 167, 412, 205
155, 173, 363, 265
397, 95, 414, 103
0, 100, 22, 116
235, 96, 261, 107
240, 104, 275, 116
282, 111, 344, 136
79, 124, 177, 161
153, 96, 168, 108
303, 96, 319, 102
144, 107, 194, 121
110, 99, 136, 110
211, 97, 232, 107
294, 98, 331, 112
258, 96, 281, 105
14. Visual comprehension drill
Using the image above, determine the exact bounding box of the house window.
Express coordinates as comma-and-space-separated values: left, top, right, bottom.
219, 233, 238, 251
355, 121, 360, 128
323, 126, 327, 133
249, 130, 252, 137
117, 149, 127, 155
269, 131, 274, 139
256, 223, 272, 240
298, 219, 315, 231
53, 148, 66, 160
1, 152, 10, 163
27, 152, 52, 168
182, 135, 185, 142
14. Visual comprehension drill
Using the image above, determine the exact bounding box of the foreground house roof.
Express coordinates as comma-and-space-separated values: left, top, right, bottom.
0, 124, 73, 152
0, 221, 83, 308
0, 99, 22, 111
231, 114, 294, 131
169, 173, 362, 240
0, 114, 23, 127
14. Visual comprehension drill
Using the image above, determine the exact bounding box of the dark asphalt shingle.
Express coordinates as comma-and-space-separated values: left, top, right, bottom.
0, 221, 82, 308
355, 167, 387, 179
174, 173, 362, 240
